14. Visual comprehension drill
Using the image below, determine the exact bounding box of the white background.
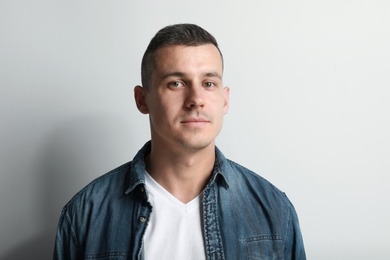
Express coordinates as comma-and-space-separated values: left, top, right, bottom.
1, 0, 389, 259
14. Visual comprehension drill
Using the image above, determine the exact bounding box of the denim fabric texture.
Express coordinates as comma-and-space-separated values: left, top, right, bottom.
54, 141, 306, 260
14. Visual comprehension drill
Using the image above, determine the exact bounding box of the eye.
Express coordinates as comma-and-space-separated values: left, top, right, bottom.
168, 81, 184, 88
203, 82, 216, 88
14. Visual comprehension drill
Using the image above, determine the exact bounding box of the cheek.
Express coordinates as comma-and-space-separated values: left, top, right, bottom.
214, 94, 229, 114
148, 98, 177, 124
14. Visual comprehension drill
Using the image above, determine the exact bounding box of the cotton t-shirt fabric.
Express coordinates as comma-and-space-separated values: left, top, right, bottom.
142, 172, 206, 260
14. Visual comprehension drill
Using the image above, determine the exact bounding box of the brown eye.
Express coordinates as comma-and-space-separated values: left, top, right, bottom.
204, 82, 215, 88
168, 81, 184, 88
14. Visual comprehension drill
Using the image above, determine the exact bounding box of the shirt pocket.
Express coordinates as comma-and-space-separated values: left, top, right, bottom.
245, 235, 283, 260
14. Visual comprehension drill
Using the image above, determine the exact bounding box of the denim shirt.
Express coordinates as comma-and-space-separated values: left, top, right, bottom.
54, 142, 306, 260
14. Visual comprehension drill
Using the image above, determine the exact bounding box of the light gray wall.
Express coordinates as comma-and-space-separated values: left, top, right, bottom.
1, 0, 389, 259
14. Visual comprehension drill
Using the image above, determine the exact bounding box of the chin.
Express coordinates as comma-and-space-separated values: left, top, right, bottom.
178, 138, 215, 152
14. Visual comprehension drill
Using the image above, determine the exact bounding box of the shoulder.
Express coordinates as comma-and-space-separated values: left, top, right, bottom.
55, 161, 138, 252
215, 147, 287, 202
225, 159, 281, 190
61, 161, 133, 215
223, 159, 292, 207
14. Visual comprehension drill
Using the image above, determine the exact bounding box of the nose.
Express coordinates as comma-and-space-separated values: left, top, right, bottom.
185, 85, 204, 109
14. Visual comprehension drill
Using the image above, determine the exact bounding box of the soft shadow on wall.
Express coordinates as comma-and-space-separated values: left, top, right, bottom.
0, 115, 138, 260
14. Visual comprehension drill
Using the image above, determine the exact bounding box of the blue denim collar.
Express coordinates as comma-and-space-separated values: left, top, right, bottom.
125, 141, 150, 194
210, 145, 230, 189
125, 141, 230, 194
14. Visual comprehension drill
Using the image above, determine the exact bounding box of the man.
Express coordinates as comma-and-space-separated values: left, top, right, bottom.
54, 23, 306, 259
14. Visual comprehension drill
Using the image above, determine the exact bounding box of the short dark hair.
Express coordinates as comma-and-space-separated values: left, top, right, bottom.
141, 23, 223, 89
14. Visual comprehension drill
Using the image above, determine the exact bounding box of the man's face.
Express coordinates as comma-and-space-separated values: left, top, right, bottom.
136, 44, 229, 153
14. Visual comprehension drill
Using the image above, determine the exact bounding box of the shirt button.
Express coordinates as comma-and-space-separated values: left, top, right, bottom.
139, 216, 147, 222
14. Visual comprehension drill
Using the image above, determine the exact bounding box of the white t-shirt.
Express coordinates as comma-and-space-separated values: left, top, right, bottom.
142, 172, 206, 260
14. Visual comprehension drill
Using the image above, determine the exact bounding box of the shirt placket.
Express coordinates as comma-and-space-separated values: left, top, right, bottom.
202, 182, 225, 260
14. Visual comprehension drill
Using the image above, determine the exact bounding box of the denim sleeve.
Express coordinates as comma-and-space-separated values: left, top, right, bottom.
53, 211, 79, 260
284, 204, 306, 260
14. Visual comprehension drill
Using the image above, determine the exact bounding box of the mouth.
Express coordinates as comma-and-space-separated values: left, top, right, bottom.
180, 117, 210, 126
181, 118, 208, 123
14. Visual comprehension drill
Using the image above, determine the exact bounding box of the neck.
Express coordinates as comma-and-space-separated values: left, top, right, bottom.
146, 141, 216, 203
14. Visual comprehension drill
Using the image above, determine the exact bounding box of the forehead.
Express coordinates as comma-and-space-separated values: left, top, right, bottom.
153, 44, 223, 74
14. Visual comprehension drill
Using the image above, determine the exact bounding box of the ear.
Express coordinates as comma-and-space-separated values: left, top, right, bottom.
223, 86, 230, 114
134, 85, 149, 114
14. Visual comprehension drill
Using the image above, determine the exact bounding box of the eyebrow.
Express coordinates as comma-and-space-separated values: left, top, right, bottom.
161, 71, 222, 80
161, 72, 185, 80
204, 72, 222, 80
